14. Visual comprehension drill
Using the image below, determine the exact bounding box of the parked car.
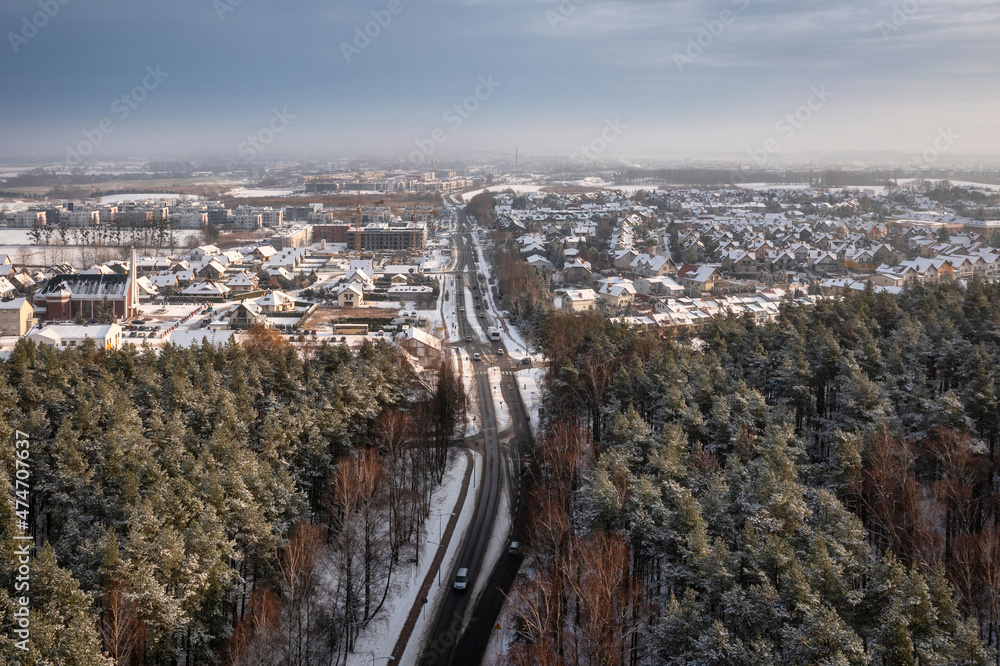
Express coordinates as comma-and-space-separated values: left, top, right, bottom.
453, 568, 470, 591
473, 353, 481, 361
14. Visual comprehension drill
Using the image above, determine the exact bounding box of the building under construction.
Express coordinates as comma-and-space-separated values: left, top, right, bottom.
344, 221, 427, 252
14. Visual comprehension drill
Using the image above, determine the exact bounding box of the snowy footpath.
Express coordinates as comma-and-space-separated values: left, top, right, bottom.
347, 449, 477, 666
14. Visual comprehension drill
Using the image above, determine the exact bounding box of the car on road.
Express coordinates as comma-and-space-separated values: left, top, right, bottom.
465, 336, 472, 342
473, 353, 481, 361
520, 358, 532, 366
479, 312, 486, 318
496, 349, 504, 355
460, 307, 465, 312
453, 568, 470, 591
508, 541, 521, 555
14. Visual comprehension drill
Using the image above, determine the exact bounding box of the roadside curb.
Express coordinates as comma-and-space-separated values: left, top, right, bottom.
390, 447, 475, 663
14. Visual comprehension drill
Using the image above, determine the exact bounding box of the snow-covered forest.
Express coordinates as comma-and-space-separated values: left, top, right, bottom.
0, 330, 465, 665
506, 280, 1000, 665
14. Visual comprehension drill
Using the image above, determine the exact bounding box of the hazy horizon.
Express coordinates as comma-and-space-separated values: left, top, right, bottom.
2, 0, 999, 165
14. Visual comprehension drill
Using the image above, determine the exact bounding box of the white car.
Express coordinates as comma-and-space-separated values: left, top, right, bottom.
453, 568, 470, 591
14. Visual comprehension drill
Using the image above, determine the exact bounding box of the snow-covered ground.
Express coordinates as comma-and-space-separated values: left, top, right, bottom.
99, 193, 202, 202
441, 276, 463, 344
0, 200, 31, 213
515, 367, 546, 437
348, 448, 476, 666
394, 449, 481, 666
461, 185, 548, 202
487, 365, 511, 431
455, 348, 481, 439
226, 187, 298, 198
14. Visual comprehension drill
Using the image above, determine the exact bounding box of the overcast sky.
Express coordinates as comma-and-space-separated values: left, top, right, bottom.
1, 0, 998, 164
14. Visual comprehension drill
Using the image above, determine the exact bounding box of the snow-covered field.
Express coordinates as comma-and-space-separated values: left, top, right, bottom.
99, 193, 202, 202
0, 200, 31, 213
348, 448, 476, 666
226, 187, 298, 198
461, 185, 549, 201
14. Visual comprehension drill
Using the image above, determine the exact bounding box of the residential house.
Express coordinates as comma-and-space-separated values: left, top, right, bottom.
598, 282, 637, 309
676, 264, 722, 292
28, 323, 123, 350
634, 276, 684, 298
396, 327, 442, 366
226, 271, 259, 293
230, 301, 265, 329
0, 298, 35, 336
337, 284, 364, 308
182, 281, 231, 298
562, 288, 598, 312
563, 258, 593, 283
256, 290, 296, 314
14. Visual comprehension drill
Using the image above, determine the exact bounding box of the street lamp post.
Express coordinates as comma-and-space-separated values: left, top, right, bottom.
436, 511, 455, 543
427, 540, 444, 585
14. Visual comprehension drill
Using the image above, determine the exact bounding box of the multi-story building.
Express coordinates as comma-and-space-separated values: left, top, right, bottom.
344, 222, 427, 252
232, 205, 263, 230
61, 209, 101, 227
312, 224, 350, 243
270, 225, 312, 249
260, 208, 284, 227
12, 210, 46, 228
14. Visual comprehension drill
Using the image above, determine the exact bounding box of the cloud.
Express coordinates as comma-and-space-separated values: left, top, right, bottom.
1, 0, 998, 159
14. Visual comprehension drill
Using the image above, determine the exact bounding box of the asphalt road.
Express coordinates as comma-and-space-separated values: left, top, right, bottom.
419, 207, 533, 666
